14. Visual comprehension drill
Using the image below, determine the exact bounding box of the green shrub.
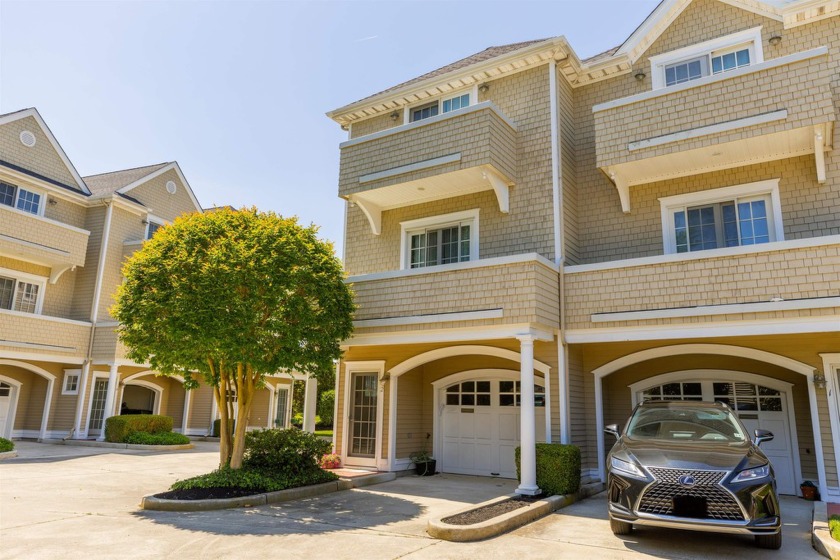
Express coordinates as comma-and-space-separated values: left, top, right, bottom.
244, 428, 331, 475
124, 431, 191, 445
0, 437, 13, 452
290, 413, 321, 428
831, 515, 840, 542
171, 465, 337, 493
318, 390, 335, 426
212, 418, 235, 438
105, 414, 173, 443
515, 443, 581, 496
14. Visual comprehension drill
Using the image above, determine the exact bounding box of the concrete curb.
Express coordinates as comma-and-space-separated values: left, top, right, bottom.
813, 501, 840, 559
62, 440, 194, 451
0, 450, 18, 460
140, 471, 395, 512
427, 481, 605, 542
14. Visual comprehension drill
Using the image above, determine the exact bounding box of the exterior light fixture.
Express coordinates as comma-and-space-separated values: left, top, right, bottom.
390, 111, 400, 121
479, 83, 490, 93
769, 35, 782, 46
635, 71, 646, 81
48, 197, 58, 205
813, 371, 827, 389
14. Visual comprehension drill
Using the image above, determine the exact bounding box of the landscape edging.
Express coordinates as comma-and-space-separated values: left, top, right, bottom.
813, 501, 840, 560
0, 450, 18, 460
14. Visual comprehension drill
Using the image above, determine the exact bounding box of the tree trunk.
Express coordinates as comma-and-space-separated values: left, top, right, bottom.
229, 363, 256, 469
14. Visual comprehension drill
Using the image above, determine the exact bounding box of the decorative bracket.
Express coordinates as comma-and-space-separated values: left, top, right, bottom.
482, 168, 511, 214
815, 126, 826, 184
609, 170, 631, 214
350, 195, 382, 235
49, 264, 75, 284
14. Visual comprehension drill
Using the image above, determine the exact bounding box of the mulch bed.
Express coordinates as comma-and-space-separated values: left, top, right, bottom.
441, 495, 544, 526
154, 487, 264, 500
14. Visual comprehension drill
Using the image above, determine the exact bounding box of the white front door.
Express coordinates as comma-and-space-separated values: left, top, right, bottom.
87, 378, 109, 436
441, 379, 546, 478
0, 382, 12, 438
347, 372, 378, 466
638, 379, 797, 495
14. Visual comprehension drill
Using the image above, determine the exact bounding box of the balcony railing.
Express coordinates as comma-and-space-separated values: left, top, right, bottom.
347, 254, 559, 334
564, 236, 840, 330
338, 102, 517, 234
593, 48, 835, 212
0, 309, 91, 357
0, 205, 90, 279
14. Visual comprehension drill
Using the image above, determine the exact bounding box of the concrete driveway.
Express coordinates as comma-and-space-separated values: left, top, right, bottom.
0, 441, 823, 559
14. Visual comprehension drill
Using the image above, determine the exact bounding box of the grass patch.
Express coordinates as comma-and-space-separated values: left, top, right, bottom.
171, 466, 338, 493
314, 429, 333, 437
830, 515, 840, 542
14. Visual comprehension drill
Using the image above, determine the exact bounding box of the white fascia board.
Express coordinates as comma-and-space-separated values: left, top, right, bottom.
354, 308, 503, 328
346, 323, 555, 346
592, 296, 840, 323
0, 165, 90, 204
0, 108, 91, 195
566, 315, 840, 344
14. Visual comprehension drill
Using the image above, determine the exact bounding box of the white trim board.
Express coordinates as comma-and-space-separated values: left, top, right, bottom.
629, 110, 787, 151
566, 315, 840, 344
360, 153, 461, 184
354, 308, 502, 328
591, 296, 840, 323
348, 323, 555, 347
348, 252, 558, 283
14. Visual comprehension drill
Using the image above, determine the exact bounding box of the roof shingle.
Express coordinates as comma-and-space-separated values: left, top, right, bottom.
83, 162, 170, 196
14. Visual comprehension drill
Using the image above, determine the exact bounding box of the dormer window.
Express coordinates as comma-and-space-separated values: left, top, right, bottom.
651, 27, 763, 90
0, 181, 43, 216
409, 92, 470, 123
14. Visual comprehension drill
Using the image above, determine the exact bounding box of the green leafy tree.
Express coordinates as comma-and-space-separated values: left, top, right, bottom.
112, 208, 354, 469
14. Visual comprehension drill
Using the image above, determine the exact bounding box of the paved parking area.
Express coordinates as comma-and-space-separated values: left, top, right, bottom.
0, 441, 822, 559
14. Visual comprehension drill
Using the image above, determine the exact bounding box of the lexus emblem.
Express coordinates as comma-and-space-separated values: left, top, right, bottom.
678, 475, 696, 487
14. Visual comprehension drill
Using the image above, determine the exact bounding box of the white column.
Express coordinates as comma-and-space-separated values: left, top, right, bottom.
181, 389, 191, 435
516, 335, 540, 496
98, 364, 119, 441
303, 377, 318, 433
558, 341, 570, 444
596, 374, 606, 483
39, 378, 55, 441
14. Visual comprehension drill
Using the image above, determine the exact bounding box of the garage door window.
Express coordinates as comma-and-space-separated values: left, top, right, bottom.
446, 381, 491, 406
714, 382, 782, 412
499, 381, 546, 407
642, 382, 703, 401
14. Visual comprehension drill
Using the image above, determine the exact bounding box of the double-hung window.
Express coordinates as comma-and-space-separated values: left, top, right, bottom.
409, 92, 470, 123
651, 27, 763, 89
660, 180, 783, 255
0, 271, 44, 314
0, 181, 43, 216
401, 210, 479, 270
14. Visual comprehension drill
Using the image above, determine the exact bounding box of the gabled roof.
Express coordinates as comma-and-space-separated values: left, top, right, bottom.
327, 0, 834, 126
83, 162, 170, 196
0, 108, 91, 195
85, 161, 202, 213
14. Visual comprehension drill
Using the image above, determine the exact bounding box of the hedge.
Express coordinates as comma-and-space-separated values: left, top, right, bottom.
244, 428, 331, 475
515, 443, 581, 496
0, 437, 13, 452
105, 414, 173, 443
124, 431, 191, 445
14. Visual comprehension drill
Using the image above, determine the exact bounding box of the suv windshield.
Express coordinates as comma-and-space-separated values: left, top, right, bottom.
625, 405, 747, 443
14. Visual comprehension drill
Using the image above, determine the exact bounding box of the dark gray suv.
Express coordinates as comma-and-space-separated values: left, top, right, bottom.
605, 401, 781, 549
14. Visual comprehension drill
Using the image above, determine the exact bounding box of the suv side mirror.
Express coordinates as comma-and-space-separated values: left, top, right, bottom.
605, 424, 621, 441
754, 429, 774, 446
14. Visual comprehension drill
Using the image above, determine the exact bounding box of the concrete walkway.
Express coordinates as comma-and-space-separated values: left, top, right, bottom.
0, 441, 823, 559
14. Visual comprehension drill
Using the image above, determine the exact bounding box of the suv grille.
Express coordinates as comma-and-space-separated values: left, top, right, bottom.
638, 467, 744, 521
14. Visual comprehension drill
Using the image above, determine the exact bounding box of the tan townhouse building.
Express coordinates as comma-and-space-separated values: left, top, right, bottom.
0, 108, 319, 442
327, 0, 840, 500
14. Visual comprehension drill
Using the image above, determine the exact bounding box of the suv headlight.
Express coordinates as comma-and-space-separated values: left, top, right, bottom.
610, 456, 646, 479
732, 464, 770, 483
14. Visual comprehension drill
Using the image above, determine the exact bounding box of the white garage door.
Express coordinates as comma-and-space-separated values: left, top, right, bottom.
640, 380, 797, 495
441, 379, 545, 478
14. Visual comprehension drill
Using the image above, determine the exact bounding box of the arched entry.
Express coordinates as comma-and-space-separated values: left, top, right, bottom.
629, 370, 800, 495
120, 381, 160, 415
0, 377, 22, 439
432, 369, 546, 478
591, 344, 825, 498
0, 361, 56, 441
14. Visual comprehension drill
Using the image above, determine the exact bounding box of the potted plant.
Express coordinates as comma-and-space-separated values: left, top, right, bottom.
409, 433, 436, 476
801, 480, 818, 501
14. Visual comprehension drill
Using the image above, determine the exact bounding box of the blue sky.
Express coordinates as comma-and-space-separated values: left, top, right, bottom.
0, 0, 660, 257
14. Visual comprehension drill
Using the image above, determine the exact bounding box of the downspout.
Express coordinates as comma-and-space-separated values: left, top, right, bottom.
72, 200, 114, 437
549, 57, 571, 445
